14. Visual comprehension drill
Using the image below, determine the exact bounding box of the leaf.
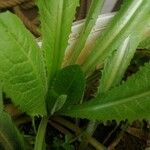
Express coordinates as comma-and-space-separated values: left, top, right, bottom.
0, 111, 26, 150
99, 12, 150, 94
138, 38, 150, 50
38, 0, 79, 82
138, 23, 150, 49
66, 0, 104, 65
0, 12, 47, 116
99, 36, 131, 93
82, 0, 150, 73
51, 95, 67, 115
34, 116, 48, 150
62, 63, 150, 121
47, 65, 85, 114
99, 31, 146, 93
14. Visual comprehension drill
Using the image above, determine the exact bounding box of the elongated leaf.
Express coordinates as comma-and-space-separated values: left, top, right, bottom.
82, 0, 150, 73
99, 16, 150, 94
99, 31, 147, 93
99, 36, 131, 93
0, 12, 47, 116
47, 65, 85, 114
67, 0, 104, 65
38, 0, 79, 82
0, 112, 26, 150
62, 63, 150, 121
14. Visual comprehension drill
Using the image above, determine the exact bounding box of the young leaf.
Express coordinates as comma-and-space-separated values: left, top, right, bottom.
0, 12, 47, 116
67, 0, 104, 65
99, 17, 150, 94
47, 65, 85, 114
0, 112, 26, 150
99, 36, 131, 93
62, 63, 150, 121
51, 95, 67, 115
34, 116, 48, 150
99, 31, 147, 93
82, 0, 150, 73
38, 0, 79, 82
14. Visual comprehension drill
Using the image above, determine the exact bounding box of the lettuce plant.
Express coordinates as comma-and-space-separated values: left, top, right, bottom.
0, 0, 150, 149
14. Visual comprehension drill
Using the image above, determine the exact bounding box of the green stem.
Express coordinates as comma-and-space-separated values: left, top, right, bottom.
34, 116, 48, 150
32, 117, 37, 134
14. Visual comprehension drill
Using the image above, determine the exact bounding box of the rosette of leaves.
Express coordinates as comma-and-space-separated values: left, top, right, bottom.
0, 0, 150, 150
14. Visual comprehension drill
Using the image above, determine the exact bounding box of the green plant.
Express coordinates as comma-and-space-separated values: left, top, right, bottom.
0, 0, 150, 149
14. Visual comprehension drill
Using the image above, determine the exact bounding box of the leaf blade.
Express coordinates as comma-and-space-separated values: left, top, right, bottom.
138, 23, 150, 49
0, 112, 26, 150
82, 0, 150, 73
47, 65, 85, 114
66, 0, 104, 65
0, 12, 47, 116
138, 38, 150, 50
62, 63, 150, 121
38, 0, 79, 82
99, 30, 147, 93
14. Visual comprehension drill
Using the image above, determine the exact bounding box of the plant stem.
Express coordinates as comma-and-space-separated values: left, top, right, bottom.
78, 120, 100, 150
32, 117, 37, 134
51, 116, 106, 150
34, 116, 48, 150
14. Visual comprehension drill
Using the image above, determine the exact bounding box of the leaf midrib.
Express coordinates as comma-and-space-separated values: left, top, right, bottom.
97, 0, 143, 54
54, 1, 64, 70
94, 89, 150, 110
82, 0, 145, 72
0, 20, 44, 90
102, 36, 131, 91
43, 1, 64, 81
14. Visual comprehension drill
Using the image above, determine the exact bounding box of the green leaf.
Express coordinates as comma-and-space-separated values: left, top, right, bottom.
0, 12, 47, 116
99, 16, 150, 94
138, 23, 150, 49
38, 0, 79, 82
34, 116, 48, 150
0, 112, 26, 150
99, 31, 146, 94
82, 0, 150, 73
62, 63, 150, 121
66, 0, 104, 65
138, 38, 150, 50
99, 36, 131, 93
47, 65, 85, 114
51, 95, 67, 115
